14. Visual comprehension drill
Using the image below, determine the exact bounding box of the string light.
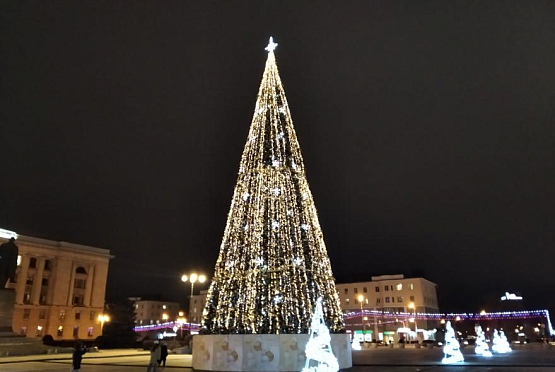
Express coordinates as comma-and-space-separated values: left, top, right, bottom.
201, 37, 344, 334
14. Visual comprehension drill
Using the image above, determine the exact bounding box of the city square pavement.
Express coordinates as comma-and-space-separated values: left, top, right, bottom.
1, 345, 554, 371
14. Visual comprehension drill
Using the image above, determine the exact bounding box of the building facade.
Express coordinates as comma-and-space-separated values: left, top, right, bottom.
336, 274, 439, 342
189, 290, 208, 325
130, 298, 181, 325
2, 232, 112, 340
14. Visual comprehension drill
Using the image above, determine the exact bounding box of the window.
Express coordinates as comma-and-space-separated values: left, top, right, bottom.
44, 260, 52, 271
40, 293, 47, 304
75, 311, 81, 320
363, 287, 367, 293
59, 310, 66, 319
23, 309, 30, 319
29, 257, 37, 269
73, 295, 84, 306
410, 296, 415, 302
376, 298, 381, 304
39, 309, 47, 319
26, 276, 34, 285
75, 267, 87, 274
354, 298, 358, 304
396, 284, 403, 291
17, 255, 22, 266
345, 298, 350, 304
74, 279, 86, 289
20, 327, 27, 335
90, 311, 96, 321
392, 297, 395, 303
344, 288, 348, 294
23, 292, 31, 304
41, 277, 49, 286
354, 288, 358, 294
57, 326, 64, 337
409, 283, 414, 290
375, 286, 380, 293
194, 308, 197, 313
9, 274, 17, 283
73, 326, 79, 338
36, 326, 43, 337
385, 297, 390, 303
384, 285, 389, 291
397, 297, 403, 303
87, 327, 94, 337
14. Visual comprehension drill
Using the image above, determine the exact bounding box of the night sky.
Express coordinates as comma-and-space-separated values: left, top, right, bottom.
1, 1, 554, 313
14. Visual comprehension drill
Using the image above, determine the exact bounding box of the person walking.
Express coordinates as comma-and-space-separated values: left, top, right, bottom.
147, 342, 161, 372
71, 342, 87, 372
159, 343, 168, 367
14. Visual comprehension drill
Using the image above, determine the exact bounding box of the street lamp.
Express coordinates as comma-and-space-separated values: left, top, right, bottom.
408, 302, 417, 341
97, 314, 110, 334
181, 272, 207, 335
358, 294, 366, 344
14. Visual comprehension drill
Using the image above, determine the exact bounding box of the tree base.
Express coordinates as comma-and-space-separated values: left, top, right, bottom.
192, 334, 352, 371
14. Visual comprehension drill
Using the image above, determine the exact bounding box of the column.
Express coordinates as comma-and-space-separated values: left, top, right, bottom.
31, 257, 45, 304
67, 263, 77, 306
83, 265, 94, 307
15, 256, 30, 304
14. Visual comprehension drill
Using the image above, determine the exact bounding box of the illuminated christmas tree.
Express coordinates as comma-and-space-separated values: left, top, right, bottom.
441, 321, 464, 363
302, 298, 339, 372
492, 329, 511, 353
474, 325, 492, 357
201, 37, 344, 334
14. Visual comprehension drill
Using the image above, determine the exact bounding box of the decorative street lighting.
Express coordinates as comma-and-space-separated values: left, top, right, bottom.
181, 272, 207, 335
358, 294, 366, 344
408, 302, 417, 341
97, 314, 110, 334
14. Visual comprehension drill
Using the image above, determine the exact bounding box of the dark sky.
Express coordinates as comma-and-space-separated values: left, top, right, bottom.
1, 1, 554, 313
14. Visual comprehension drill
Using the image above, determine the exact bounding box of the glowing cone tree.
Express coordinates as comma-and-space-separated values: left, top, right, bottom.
302, 298, 339, 372
201, 38, 344, 334
474, 325, 492, 357
442, 321, 464, 363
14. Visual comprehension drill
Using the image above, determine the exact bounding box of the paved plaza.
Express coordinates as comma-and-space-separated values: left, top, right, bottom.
1, 345, 554, 371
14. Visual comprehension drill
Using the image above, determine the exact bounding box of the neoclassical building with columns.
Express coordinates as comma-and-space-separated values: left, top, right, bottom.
1, 230, 112, 340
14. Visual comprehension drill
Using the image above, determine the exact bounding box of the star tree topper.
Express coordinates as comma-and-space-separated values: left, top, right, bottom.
265, 36, 278, 53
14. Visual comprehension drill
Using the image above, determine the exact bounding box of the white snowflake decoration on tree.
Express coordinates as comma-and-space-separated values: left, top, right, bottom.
441, 321, 464, 364
492, 329, 511, 353
474, 325, 492, 357
302, 297, 339, 372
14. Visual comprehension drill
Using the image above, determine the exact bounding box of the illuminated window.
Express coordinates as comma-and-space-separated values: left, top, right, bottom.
59, 310, 66, 319
23, 292, 31, 304
162, 305, 167, 309
57, 326, 64, 337
23, 309, 30, 319
396, 284, 403, 291
90, 311, 96, 321
17, 255, 22, 266
397, 297, 403, 302
87, 327, 94, 337
36, 326, 43, 337
20, 327, 27, 335
345, 298, 350, 304
409, 283, 414, 290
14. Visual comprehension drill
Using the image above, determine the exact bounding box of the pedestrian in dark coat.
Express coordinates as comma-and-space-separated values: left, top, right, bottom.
71, 342, 87, 372
159, 343, 168, 366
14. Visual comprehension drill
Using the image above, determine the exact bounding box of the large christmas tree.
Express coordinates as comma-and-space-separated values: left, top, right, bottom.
202, 38, 344, 334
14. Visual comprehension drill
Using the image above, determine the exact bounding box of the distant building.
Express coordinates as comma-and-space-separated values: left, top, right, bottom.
189, 290, 208, 324
2, 231, 112, 340
130, 298, 181, 325
336, 274, 439, 343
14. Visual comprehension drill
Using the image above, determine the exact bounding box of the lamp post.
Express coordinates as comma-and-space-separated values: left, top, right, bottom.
358, 295, 366, 344
97, 314, 110, 335
181, 272, 206, 335
408, 302, 417, 341
177, 312, 187, 339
